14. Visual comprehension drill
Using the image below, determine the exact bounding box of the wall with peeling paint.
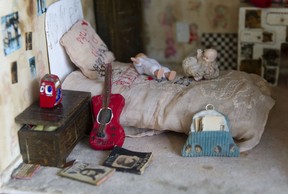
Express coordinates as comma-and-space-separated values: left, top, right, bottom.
0, 0, 95, 182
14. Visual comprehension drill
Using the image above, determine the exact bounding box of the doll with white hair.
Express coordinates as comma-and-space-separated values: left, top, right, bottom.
182, 48, 219, 81
131, 53, 176, 81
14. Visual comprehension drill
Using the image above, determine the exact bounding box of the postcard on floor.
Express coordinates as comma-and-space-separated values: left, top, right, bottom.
103, 146, 152, 175
58, 162, 115, 186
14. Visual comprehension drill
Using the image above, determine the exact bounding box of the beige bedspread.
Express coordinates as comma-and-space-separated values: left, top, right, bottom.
62, 62, 275, 152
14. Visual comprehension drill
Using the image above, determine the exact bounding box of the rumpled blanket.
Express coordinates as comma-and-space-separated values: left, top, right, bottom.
62, 61, 275, 152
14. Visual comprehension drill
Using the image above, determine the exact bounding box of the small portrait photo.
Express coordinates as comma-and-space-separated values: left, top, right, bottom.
11, 61, 18, 84
239, 59, 262, 76
1, 12, 21, 56
262, 48, 279, 66
264, 67, 278, 85
262, 31, 273, 43
25, 32, 32, 50
240, 43, 254, 59
112, 155, 140, 169
188, 23, 199, 44
245, 10, 261, 28
29, 56, 37, 78
37, 0, 47, 16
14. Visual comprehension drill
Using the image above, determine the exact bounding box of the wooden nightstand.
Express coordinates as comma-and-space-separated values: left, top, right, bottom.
15, 90, 92, 167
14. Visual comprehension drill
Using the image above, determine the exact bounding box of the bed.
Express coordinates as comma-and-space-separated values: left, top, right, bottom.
45, 0, 275, 152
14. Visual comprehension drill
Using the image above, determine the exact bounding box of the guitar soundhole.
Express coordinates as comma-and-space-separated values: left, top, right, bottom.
97, 108, 112, 124
97, 132, 105, 138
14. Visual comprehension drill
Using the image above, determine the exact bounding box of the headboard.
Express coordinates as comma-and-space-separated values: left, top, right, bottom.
45, 0, 83, 81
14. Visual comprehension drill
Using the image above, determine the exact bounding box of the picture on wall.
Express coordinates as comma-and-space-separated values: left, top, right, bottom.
240, 43, 254, 59
29, 57, 37, 78
245, 10, 261, 28
262, 48, 279, 67
37, 0, 47, 16
25, 32, 32, 50
239, 59, 262, 76
11, 61, 18, 84
1, 12, 21, 56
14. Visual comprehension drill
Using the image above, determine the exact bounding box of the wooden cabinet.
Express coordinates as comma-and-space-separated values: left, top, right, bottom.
16, 90, 92, 167
238, 6, 288, 86
94, 0, 145, 62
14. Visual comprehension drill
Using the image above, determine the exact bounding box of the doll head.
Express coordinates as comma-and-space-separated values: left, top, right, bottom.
203, 49, 217, 63
131, 53, 147, 64
135, 53, 147, 58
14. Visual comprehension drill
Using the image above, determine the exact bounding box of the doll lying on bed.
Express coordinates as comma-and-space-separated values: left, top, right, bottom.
182, 48, 219, 81
131, 53, 177, 81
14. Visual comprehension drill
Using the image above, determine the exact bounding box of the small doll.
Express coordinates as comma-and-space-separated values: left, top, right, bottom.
131, 53, 176, 81
182, 48, 219, 81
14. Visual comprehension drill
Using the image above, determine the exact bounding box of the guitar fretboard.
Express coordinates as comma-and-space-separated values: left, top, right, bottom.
103, 63, 112, 108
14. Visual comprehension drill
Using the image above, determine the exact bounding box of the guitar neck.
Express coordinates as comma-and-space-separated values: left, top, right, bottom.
103, 63, 112, 108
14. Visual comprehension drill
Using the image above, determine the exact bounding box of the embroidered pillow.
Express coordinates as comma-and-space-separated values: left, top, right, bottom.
60, 19, 115, 79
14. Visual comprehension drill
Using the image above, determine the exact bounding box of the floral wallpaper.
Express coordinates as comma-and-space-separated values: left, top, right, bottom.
142, 0, 240, 64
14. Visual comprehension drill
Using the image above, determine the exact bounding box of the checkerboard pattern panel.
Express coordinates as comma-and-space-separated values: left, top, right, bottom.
201, 33, 238, 70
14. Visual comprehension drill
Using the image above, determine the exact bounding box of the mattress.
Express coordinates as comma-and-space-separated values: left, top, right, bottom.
62, 61, 275, 152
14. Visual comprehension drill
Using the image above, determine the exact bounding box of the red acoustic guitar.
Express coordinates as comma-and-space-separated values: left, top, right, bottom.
89, 63, 125, 150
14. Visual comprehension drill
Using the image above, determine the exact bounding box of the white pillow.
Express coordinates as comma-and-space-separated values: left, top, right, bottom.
60, 19, 115, 79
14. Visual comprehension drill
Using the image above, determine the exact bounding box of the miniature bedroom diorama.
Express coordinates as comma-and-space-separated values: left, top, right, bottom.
2, 0, 288, 192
